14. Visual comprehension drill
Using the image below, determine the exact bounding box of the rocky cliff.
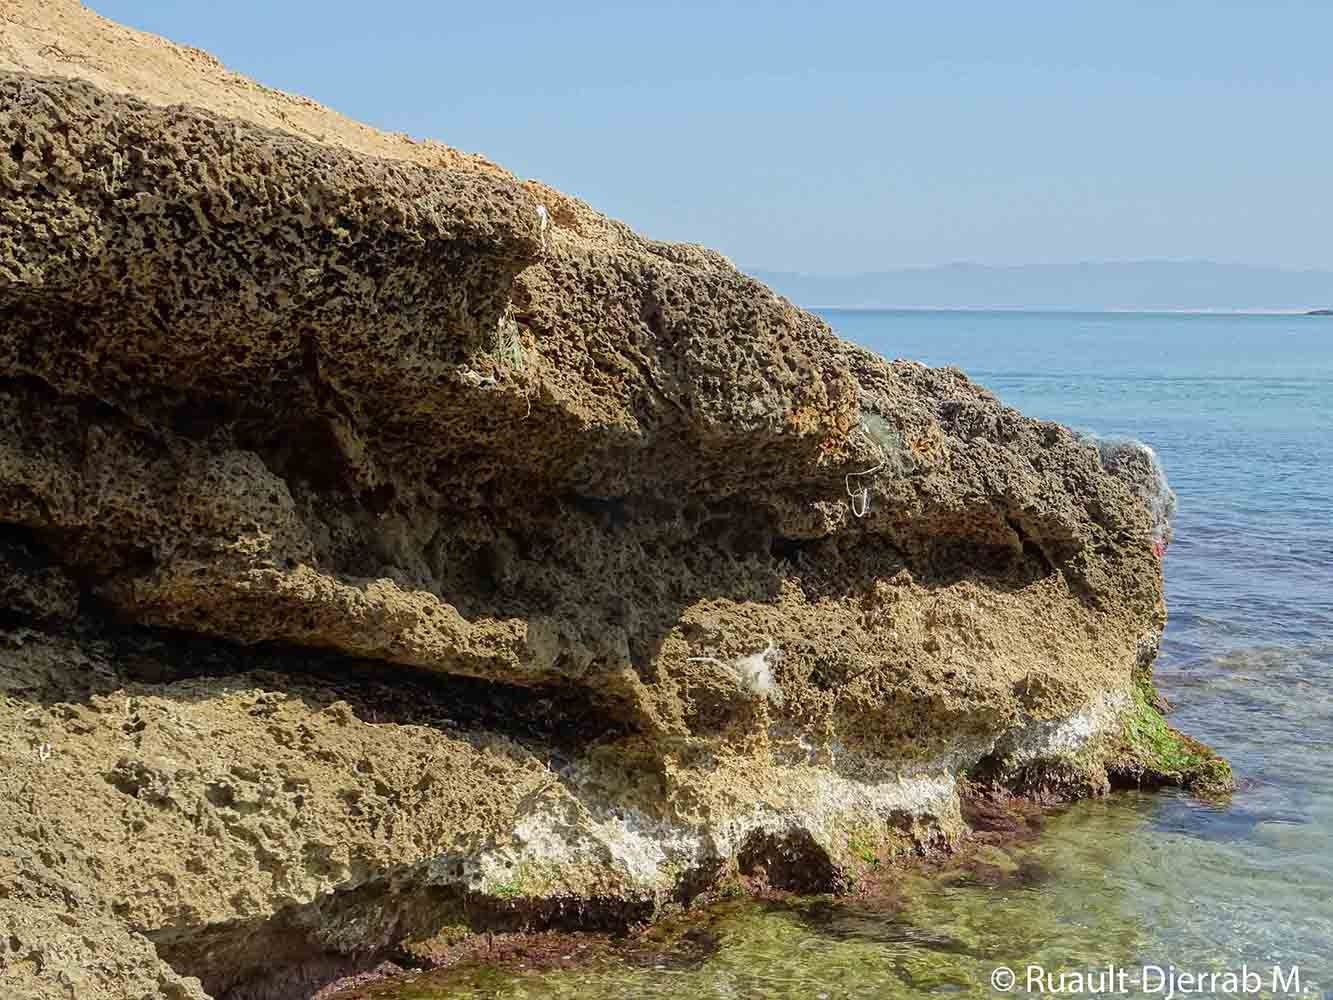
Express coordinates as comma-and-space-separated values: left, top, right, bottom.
0, 3, 1226, 998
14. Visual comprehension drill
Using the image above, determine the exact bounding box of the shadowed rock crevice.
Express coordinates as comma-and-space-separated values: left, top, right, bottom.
149, 878, 657, 1000
737, 830, 845, 894
4, 611, 639, 756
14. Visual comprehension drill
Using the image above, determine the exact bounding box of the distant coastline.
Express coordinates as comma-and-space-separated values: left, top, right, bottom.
753, 261, 1333, 314
808, 306, 1324, 316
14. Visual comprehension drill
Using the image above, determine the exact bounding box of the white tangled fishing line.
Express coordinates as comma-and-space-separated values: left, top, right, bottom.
846, 461, 884, 518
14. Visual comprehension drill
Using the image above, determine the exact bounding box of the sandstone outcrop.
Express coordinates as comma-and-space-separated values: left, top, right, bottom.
0, 3, 1225, 998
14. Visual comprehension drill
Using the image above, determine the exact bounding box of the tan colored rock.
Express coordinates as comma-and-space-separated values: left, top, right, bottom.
0, 3, 1202, 998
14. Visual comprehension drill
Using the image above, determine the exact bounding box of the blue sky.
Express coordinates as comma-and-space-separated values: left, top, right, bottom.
90, 1, 1333, 274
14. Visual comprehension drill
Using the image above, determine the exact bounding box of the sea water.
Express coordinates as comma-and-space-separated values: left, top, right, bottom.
380, 311, 1333, 999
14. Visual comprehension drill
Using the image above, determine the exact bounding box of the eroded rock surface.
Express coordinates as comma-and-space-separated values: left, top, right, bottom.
0, 3, 1217, 998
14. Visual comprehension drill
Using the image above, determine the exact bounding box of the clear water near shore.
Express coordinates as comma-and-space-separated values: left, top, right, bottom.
379, 311, 1333, 999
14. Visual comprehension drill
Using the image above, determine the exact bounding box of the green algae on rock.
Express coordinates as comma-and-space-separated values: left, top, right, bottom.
0, 2, 1226, 998
1110, 682, 1235, 797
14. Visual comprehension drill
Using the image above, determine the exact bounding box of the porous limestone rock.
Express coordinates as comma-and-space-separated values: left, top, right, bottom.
0, 3, 1216, 998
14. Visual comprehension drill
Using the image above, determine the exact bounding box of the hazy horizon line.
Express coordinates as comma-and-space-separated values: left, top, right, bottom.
804, 305, 1329, 315
749, 259, 1333, 279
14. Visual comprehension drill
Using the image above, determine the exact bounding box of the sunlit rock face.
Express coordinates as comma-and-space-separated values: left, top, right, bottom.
0, 4, 1182, 998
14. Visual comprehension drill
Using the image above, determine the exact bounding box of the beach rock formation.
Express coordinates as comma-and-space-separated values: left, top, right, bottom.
0, 3, 1225, 997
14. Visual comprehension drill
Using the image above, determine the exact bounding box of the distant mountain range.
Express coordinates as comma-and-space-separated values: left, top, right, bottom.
750, 261, 1333, 312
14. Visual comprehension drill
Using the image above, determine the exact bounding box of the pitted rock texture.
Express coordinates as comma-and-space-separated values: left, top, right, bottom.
1, 3, 1185, 998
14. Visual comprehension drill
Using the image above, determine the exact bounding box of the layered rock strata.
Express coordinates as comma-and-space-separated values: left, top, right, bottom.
0, 3, 1223, 998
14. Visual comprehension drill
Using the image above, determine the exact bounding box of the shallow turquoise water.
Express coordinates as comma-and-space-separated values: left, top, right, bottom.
382, 311, 1333, 999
